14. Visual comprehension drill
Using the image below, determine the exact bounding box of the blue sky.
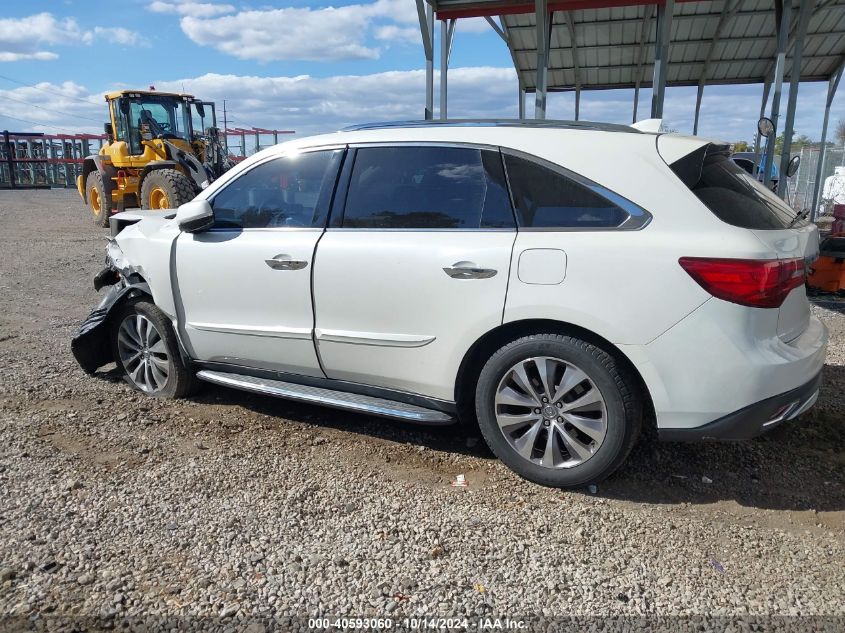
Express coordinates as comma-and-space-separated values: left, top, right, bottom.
0, 0, 842, 145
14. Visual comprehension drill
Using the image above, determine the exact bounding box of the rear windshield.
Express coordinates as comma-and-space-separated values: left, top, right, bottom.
671, 146, 799, 230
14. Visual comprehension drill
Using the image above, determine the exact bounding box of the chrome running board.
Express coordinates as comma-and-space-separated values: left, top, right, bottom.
196, 370, 454, 425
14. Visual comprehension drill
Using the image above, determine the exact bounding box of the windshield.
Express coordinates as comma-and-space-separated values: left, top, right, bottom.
123, 96, 191, 153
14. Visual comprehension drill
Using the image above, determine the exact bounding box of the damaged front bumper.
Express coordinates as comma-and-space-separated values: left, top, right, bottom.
70, 266, 149, 374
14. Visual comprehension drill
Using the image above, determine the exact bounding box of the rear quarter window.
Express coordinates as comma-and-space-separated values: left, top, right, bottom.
671, 146, 799, 230
503, 153, 648, 230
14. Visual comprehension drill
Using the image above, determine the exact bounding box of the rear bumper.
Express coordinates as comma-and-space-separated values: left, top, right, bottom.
618, 297, 828, 435
658, 371, 822, 441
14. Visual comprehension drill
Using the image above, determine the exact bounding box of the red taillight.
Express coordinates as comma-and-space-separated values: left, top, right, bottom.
678, 257, 805, 308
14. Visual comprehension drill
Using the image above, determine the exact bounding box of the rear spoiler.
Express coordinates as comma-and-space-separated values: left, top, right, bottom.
630, 118, 662, 133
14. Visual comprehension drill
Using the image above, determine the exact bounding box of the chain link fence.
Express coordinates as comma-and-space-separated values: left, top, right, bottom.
786, 145, 845, 215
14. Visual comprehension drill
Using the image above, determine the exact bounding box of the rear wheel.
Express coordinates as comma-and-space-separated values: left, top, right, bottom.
475, 334, 642, 488
86, 171, 109, 227
140, 169, 195, 210
110, 300, 195, 399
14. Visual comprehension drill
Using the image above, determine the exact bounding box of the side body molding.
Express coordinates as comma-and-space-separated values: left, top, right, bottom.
315, 328, 436, 348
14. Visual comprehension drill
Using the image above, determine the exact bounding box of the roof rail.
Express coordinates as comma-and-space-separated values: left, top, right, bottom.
340, 119, 641, 133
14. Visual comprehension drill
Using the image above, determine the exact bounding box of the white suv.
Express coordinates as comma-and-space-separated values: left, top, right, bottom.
72, 120, 828, 487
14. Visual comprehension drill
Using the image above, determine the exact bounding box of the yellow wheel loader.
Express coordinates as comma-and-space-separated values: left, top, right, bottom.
77, 90, 233, 226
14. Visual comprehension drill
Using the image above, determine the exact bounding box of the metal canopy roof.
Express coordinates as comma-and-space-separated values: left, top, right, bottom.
416, 0, 845, 214
431, 0, 845, 91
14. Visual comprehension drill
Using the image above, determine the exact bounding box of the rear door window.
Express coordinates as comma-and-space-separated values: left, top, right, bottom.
673, 147, 799, 229
342, 146, 514, 229
503, 154, 635, 229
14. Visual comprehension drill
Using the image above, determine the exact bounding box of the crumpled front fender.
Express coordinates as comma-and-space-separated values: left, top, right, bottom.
70, 279, 151, 374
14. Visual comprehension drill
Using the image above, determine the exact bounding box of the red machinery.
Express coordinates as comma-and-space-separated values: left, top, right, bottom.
807, 224, 845, 295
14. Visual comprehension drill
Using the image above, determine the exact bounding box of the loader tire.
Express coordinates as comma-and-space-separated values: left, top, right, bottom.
140, 169, 196, 210
86, 171, 110, 227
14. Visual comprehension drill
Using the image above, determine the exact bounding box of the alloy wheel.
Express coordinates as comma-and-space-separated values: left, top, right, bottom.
90, 187, 101, 214
148, 187, 170, 209
494, 356, 607, 469
117, 314, 170, 393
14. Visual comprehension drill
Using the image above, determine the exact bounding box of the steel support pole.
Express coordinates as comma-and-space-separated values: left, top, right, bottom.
426, 3, 434, 120
777, 0, 812, 198
575, 88, 581, 121
810, 64, 844, 221
764, 0, 790, 189
753, 79, 772, 174
564, 11, 582, 121
651, 0, 674, 119
3, 131, 14, 189
693, 84, 704, 135
440, 19, 455, 120
534, 0, 550, 119
519, 86, 526, 120
416, 0, 435, 120
632, 4, 654, 123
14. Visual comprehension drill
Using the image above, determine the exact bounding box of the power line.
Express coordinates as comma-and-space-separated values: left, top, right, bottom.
0, 94, 102, 124
0, 73, 102, 106
0, 112, 82, 134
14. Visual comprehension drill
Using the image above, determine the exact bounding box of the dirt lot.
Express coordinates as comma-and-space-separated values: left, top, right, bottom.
0, 190, 843, 628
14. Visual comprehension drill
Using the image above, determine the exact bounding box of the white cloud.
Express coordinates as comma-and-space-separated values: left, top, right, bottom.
373, 25, 419, 43
91, 26, 148, 47
0, 51, 59, 62
0, 13, 147, 61
154, 68, 519, 135
0, 81, 102, 133
180, 6, 380, 62
176, 0, 434, 62
0, 12, 83, 62
149, 1, 235, 18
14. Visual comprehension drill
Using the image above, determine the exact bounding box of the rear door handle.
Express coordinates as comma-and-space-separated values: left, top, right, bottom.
442, 261, 497, 279
265, 254, 308, 270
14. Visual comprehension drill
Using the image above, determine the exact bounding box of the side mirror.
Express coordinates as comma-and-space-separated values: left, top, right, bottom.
787, 155, 801, 178
104, 122, 113, 142
758, 117, 774, 139
195, 101, 206, 119
175, 199, 214, 233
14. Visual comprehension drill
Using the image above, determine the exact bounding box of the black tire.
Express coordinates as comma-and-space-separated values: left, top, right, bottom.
140, 169, 196, 210
86, 171, 110, 227
110, 299, 196, 399
475, 334, 642, 488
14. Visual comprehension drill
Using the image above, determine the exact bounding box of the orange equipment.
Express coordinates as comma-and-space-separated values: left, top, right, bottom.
807, 233, 845, 294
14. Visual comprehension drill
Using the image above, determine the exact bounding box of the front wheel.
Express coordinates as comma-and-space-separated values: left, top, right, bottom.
475, 334, 642, 488
140, 169, 196, 210
110, 300, 195, 398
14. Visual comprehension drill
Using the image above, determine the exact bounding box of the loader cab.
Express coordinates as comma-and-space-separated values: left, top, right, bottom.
108, 92, 195, 156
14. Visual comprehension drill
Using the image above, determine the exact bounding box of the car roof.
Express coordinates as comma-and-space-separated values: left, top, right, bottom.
260, 119, 660, 158
340, 119, 641, 134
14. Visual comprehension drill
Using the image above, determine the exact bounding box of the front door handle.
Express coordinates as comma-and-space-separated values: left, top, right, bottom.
265, 254, 308, 270
442, 261, 497, 279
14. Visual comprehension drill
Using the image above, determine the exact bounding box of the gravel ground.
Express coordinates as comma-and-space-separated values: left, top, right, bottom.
0, 190, 843, 629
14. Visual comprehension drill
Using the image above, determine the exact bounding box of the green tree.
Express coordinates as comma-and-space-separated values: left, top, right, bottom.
836, 119, 845, 146
774, 132, 813, 155
733, 141, 750, 152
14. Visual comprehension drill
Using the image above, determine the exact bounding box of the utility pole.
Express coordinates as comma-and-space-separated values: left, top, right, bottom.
222, 100, 228, 153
